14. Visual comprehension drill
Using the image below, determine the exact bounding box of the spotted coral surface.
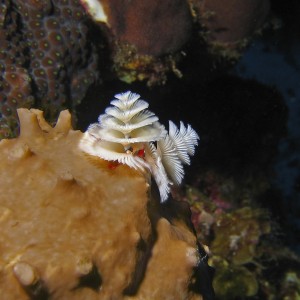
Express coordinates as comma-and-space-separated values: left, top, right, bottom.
0, 0, 98, 138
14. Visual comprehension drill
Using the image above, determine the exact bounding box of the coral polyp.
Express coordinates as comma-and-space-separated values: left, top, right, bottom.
79, 91, 200, 202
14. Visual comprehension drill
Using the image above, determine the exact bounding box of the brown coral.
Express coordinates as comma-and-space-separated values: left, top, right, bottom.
0, 108, 209, 299
85, 0, 193, 57
0, 0, 98, 138
80, 0, 193, 85
191, 0, 270, 56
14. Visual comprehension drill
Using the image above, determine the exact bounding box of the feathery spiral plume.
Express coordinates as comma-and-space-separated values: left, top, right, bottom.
79, 91, 199, 202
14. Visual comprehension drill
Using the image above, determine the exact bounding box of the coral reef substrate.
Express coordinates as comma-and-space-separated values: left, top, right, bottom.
0, 108, 211, 299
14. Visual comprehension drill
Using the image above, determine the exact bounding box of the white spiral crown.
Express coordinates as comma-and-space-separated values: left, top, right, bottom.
79, 91, 199, 202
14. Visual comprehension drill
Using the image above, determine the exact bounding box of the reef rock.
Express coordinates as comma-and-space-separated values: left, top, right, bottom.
0, 109, 206, 299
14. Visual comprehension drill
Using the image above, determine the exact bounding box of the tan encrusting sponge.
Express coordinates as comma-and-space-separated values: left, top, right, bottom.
0, 108, 203, 300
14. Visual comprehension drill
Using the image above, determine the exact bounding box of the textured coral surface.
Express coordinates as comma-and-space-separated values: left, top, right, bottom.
98, 0, 192, 56
0, 109, 203, 299
0, 0, 98, 138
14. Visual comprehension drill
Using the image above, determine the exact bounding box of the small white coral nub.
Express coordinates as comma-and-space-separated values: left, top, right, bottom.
79, 91, 199, 202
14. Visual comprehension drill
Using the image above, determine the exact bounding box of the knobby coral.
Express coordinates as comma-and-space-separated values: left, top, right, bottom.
0, 0, 98, 138
79, 91, 199, 202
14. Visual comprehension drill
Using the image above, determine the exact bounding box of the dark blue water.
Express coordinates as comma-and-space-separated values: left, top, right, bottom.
233, 24, 300, 253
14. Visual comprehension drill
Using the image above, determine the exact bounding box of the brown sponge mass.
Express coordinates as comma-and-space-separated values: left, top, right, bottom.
0, 109, 204, 299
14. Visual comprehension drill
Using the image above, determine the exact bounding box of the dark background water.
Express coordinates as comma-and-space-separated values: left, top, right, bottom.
78, 0, 300, 255
233, 0, 300, 254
